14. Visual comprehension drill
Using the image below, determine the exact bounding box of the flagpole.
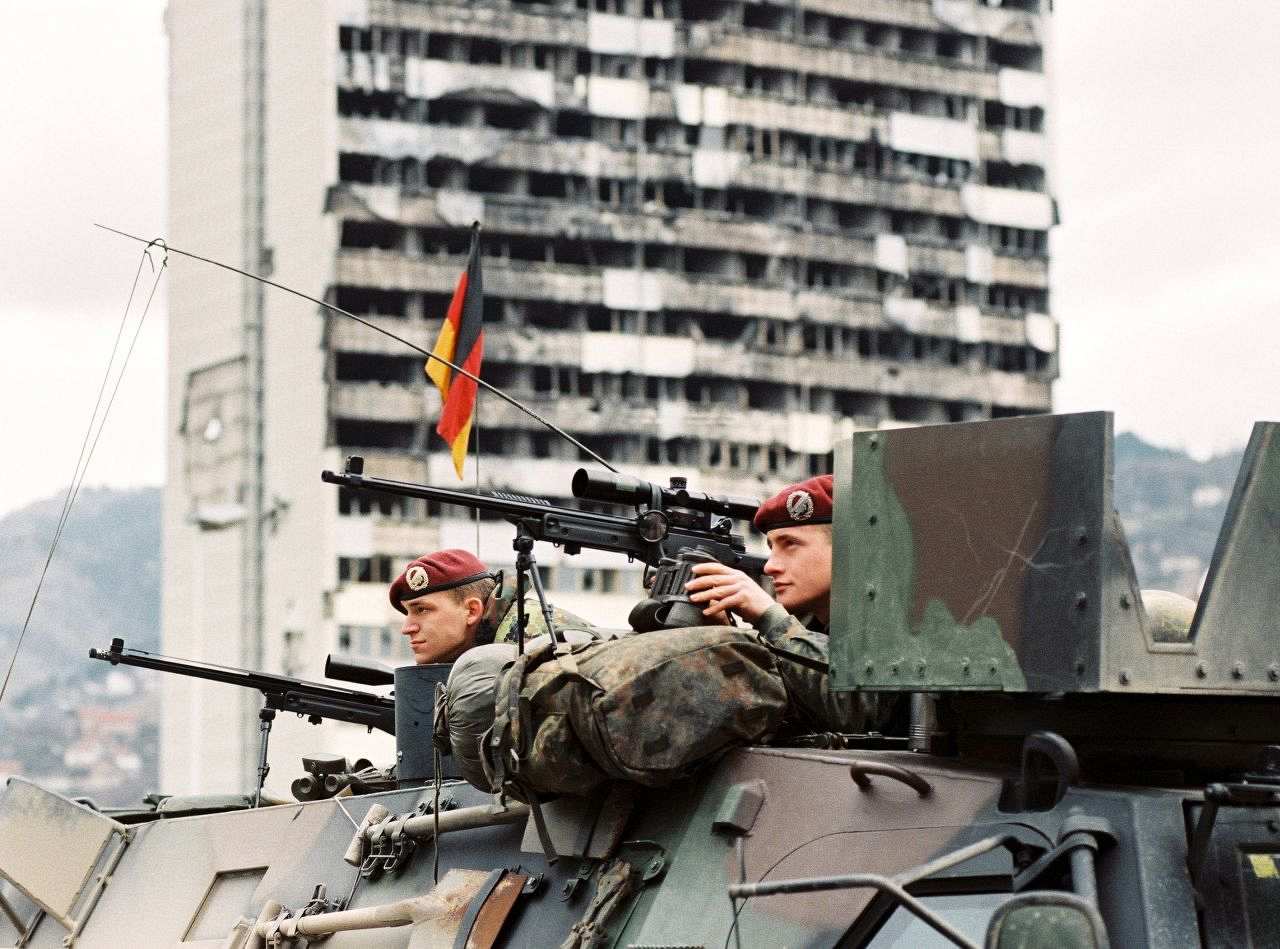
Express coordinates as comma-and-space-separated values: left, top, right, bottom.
472, 222, 481, 557
473, 389, 481, 555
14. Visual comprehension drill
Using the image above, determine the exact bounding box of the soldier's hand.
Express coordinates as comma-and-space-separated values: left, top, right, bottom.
686, 562, 775, 623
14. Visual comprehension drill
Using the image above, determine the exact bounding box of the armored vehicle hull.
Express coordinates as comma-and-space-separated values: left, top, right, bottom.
0, 742, 1243, 948
4, 411, 1277, 947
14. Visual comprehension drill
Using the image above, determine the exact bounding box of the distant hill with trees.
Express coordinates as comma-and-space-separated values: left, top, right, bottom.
0, 486, 160, 686
0, 486, 160, 805
1113, 433, 1243, 597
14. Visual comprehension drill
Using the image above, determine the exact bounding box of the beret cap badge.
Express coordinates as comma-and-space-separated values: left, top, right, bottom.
786, 489, 814, 521
753, 474, 832, 532
406, 565, 429, 591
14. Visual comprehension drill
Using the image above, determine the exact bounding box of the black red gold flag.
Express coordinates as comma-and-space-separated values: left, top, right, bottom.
426, 225, 484, 478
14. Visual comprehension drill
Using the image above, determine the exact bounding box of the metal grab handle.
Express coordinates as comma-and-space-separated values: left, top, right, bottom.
848, 760, 933, 797
1189, 781, 1280, 891
728, 834, 1021, 949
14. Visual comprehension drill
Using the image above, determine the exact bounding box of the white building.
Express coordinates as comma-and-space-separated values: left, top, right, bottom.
163, 0, 1057, 794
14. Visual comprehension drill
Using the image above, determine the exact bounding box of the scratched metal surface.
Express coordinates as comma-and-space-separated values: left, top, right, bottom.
831, 412, 1137, 693
831, 412, 1280, 697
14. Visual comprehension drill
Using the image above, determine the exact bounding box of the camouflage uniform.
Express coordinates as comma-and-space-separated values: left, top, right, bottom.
752, 604, 886, 734
736, 473, 894, 734
481, 587, 596, 646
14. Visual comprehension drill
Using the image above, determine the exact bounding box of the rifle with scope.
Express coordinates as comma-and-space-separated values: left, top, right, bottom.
321, 457, 765, 577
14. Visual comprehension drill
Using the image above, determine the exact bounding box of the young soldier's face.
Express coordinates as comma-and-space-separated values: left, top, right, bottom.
399, 591, 475, 664
763, 526, 833, 617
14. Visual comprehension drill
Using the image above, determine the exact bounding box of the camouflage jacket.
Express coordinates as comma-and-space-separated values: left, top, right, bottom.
481, 588, 595, 646
751, 604, 887, 734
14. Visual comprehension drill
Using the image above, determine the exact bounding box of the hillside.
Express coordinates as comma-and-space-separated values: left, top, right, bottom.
0, 487, 161, 806
1113, 433, 1243, 597
0, 486, 161, 683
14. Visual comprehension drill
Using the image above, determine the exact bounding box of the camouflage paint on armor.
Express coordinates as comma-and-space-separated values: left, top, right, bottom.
830, 412, 1280, 696
830, 414, 1119, 693
831, 418, 1029, 693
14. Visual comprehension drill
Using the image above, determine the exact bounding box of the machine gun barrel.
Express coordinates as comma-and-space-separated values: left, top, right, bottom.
321, 463, 766, 576
89, 638, 395, 735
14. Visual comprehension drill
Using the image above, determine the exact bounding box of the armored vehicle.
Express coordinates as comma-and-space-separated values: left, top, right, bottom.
2, 411, 1277, 948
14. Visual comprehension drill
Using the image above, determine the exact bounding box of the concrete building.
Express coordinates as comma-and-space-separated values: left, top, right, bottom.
163, 0, 1056, 793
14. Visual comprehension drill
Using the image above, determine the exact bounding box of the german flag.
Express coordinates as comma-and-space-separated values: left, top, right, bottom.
426, 225, 484, 478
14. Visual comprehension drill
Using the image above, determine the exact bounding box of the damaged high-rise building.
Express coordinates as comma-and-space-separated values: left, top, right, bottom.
163, 0, 1056, 791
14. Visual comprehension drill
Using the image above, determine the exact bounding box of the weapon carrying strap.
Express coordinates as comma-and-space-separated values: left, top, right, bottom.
762, 641, 830, 673
487, 652, 529, 790
484, 648, 557, 861
432, 682, 451, 756
523, 782, 560, 865
453, 868, 529, 949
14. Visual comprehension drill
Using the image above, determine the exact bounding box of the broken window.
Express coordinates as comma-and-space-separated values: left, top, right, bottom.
334, 286, 408, 318
334, 419, 416, 451
486, 102, 540, 131
900, 29, 934, 58
528, 172, 568, 199
682, 1, 734, 23
333, 352, 417, 384
555, 110, 592, 139
698, 313, 750, 342
985, 161, 1045, 192
338, 557, 374, 583
338, 152, 377, 184
936, 33, 971, 62
988, 39, 1042, 71
524, 301, 572, 331
746, 381, 787, 410
340, 220, 401, 251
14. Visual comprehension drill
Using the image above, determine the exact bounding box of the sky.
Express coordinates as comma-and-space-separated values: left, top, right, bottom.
1048, 3, 1280, 459
0, 1, 1276, 518
0, 2, 169, 517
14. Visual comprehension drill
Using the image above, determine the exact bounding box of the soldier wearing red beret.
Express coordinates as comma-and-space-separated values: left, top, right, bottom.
685, 474, 835, 636
390, 548, 590, 664
686, 474, 887, 731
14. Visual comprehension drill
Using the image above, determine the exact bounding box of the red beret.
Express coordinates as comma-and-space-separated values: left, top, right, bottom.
753, 474, 834, 533
389, 549, 496, 614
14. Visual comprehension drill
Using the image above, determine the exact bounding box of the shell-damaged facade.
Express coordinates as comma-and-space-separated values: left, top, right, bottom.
11, 3, 1280, 946
161, 1, 1055, 793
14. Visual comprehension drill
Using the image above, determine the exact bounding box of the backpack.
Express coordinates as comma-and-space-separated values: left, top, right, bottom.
480, 626, 790, 799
